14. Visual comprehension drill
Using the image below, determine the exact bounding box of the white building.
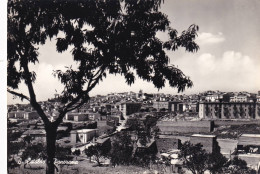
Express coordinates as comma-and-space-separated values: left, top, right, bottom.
230, 95, 248, 102
70, 129, 99, 144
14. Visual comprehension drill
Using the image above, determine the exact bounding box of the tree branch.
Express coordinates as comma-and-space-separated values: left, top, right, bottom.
54, 66, 106, 127
7, 89, 30, 102
17, 48, 50, 125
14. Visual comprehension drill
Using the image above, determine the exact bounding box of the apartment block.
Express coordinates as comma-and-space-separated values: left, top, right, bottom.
199, 102, 259, 119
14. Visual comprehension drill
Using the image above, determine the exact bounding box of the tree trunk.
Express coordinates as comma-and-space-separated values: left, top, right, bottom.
45, 124, 57, 174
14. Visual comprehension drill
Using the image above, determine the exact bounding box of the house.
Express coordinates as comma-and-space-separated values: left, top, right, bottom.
65, 112, 88, 121
88, 113, 101, 121
24, 111, 40, 120
14, 111, 26, 119
230, 95, 248, 102
22, 129, 46, 143
135, 139, 158, 155
106, 116, 120, 127
153, 101, 183, 112
205, 94, 223, 102
70, 129, 99, 144
8, 112, 16, 118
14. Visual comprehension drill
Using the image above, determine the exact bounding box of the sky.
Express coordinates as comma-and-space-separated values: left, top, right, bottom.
7, 0, 260, 104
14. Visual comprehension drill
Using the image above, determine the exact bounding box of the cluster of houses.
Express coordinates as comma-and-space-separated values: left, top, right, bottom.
8, 90, 260, 122
7, 90, 260, 171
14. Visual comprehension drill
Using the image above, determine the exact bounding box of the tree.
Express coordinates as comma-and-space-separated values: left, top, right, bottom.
7, 141, 25, 172
72, 149, 81, 160
179, 141, 209, 174
207, 151, 228, 174
55, 146, 73, 172
21, 143, 47, 169
23, 135, 32, 145
223, 156, 256, 174
110, 131, 133, 167
126, 116, 158, 147
157, 156, 171, 173
84, 144, 110, 166
8, 0, 199, 173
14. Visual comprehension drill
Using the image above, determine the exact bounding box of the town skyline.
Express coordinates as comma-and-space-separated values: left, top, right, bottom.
8, 89, 260, 105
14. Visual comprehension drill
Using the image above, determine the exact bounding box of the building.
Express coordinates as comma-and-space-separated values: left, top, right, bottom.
190, 134, 218, 153
120, 102, 142, 119
14, 111, 26, 119
70, 129, 99, 144
22, 129, 46, 142
199, 102, 259, 119
257, 91, 260, 102
65, 112, 88, 121
230, 95, 248, 102
106, 116, 120, 127
205, 94, 223, 102
8, 112, 16, 118
153, 101, 183, 112
135, 139, 158, 155
24, 111, 40, 120
88, 113, 101, 121
256, 102, 260, 118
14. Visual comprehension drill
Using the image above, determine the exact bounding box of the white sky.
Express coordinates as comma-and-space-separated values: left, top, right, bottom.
6, 0, 260, 104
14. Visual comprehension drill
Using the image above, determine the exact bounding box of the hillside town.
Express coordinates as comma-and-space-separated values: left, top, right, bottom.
7, 90, 260, 173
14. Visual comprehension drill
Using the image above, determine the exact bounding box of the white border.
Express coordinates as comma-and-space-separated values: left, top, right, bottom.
0, 0, 7, 173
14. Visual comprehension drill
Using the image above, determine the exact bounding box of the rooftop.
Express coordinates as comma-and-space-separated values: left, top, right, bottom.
71, 129, 98, 134
192, 134, 216, 138
240, 134, 260, 138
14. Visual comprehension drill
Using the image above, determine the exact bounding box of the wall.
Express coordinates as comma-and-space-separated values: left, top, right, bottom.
157, 120, 213, 134
190, 135, 217, 153
156, 138, 181, 153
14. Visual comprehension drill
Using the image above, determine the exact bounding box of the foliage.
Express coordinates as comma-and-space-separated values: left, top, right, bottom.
55, 146, 73, 161
7, 130, 23, 142
21, 143, 47, 161
207, 152, 228, 174
72, 149, 81, 156
126, 116, 158, 146
8, 141, 25, 159
223, 156, 256, 174
7, 120, 18, 128
8, 158, 20, 170
179, 141, 209, 174
110, 132, 133, 166
132, 151, 157, 168
179, 142, 254, 174
23, 135, 32, 144
56, 130, 70, 140
8, 0, 199, 172
8, 0, 199, 108
21, 143, 47, 168
85, 143, 110, 166
156, 156, 172, 173
228, 156, 248, 169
